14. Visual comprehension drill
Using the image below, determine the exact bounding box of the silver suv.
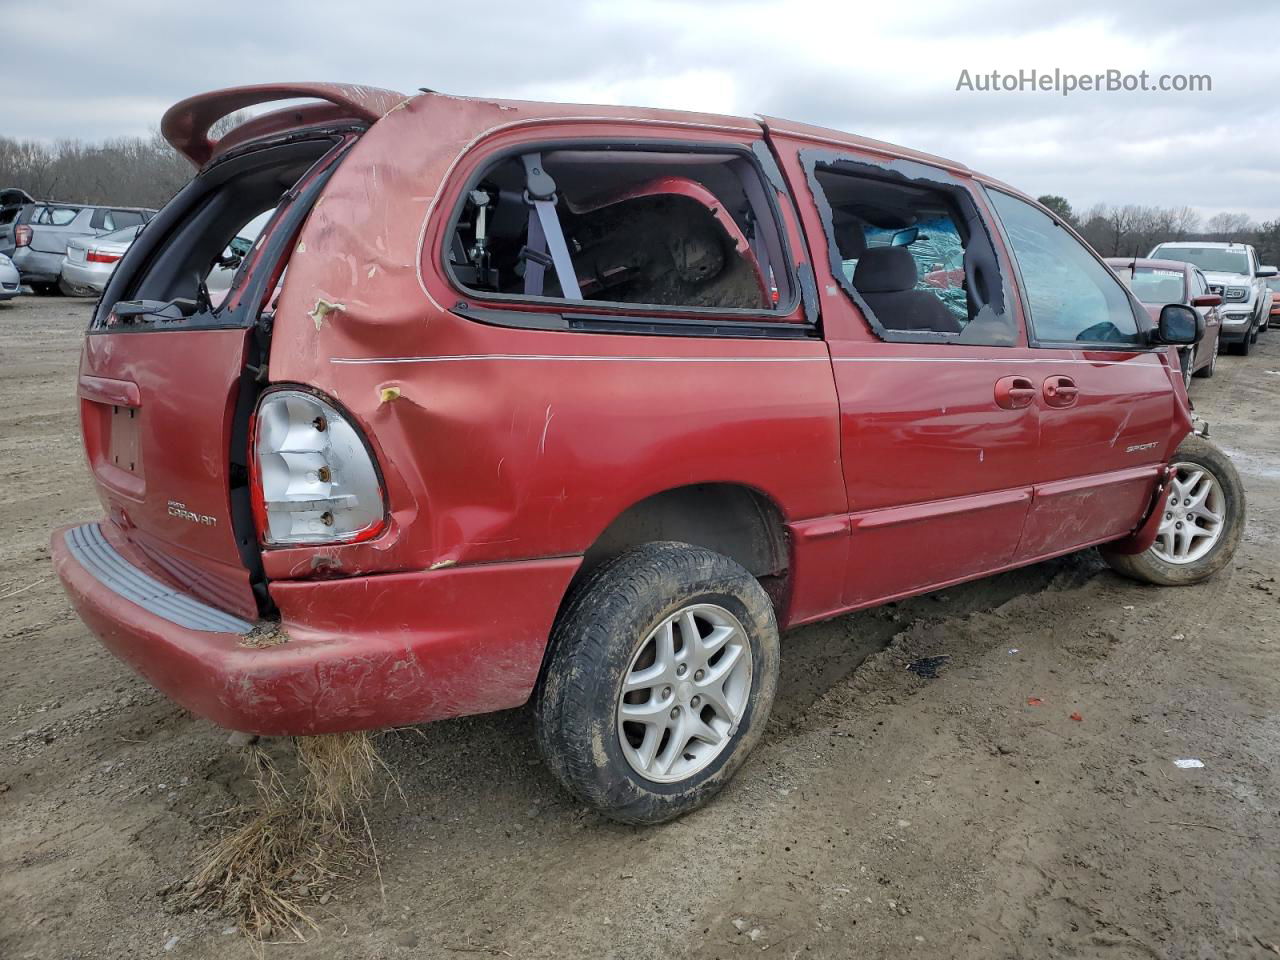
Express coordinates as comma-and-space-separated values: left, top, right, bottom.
1148, 241, 1277, 355
2, 199, 155, 294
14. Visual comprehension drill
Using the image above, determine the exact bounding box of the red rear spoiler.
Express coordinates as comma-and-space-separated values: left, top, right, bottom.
161, 82, 409, 168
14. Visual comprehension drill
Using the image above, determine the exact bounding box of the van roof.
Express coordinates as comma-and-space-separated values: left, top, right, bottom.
166, 83, 987, 184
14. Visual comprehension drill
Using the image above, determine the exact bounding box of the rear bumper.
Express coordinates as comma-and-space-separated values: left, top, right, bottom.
52, 522, 580, 735
11, 248, 63, 283
59, 258, 111, 294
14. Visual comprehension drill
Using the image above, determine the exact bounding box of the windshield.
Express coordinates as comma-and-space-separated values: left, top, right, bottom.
1113, 266, 1186, 305
1157, 247, 1250, 275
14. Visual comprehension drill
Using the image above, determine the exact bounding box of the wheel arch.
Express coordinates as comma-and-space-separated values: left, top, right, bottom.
577, 482, 790, 586
533, 483, 792, 693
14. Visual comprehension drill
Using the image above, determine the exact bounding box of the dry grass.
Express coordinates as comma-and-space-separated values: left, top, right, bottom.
181, 732, 397, 943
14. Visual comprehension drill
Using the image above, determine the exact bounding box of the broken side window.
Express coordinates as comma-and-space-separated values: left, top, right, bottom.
447, 147, 797, 316
805, 153, 1018, 347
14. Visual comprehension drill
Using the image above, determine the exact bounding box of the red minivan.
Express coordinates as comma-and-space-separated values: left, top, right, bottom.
52, 83, 1245, 824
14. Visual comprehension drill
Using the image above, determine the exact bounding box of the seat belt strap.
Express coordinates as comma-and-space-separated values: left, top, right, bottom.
521, 153, 581, 300
523, 205, 548, 296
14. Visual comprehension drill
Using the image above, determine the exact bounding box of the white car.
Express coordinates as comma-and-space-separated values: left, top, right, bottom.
1149, 241, 1277, 356
0, 252, 20, 300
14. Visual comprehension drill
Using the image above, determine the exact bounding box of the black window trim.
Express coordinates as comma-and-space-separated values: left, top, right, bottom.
982, 185, 1158, 351
440, 137, 818, 340
89, 134, 351, 336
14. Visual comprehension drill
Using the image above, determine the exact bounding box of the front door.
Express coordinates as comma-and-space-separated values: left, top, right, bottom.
982, 189, 1188, 561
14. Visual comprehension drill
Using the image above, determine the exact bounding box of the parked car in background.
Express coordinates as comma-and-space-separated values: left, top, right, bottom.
1262, 273, 1277, 332
1267, 276, 1280, 327
1106, 257, 1223, 387
59, 225, 145, 296
1148, 241, 1275, 354
0, 252, 20, 300
52, 83, 1245, 826
7, 201, 156, 294
0, 187, 35, 258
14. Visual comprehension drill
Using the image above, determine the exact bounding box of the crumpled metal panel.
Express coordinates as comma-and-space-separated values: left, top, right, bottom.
260, 93, 848, 629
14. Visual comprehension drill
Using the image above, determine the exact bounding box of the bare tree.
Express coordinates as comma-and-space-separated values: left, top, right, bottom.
0, 112, 251, 210
1205, 212, 1255, 238
1168, 205, 1200, 240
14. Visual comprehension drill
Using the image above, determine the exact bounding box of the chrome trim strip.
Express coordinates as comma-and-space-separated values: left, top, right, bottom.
330, 353, 1158, 366
331, 354, 828, 365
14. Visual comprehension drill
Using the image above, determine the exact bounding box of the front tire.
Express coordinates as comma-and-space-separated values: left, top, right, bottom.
534, 542, 780, 825
1102, 435, 1245, 586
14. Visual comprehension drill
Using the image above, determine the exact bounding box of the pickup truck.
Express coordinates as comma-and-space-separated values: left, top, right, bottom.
51, 84, 1245, 825
1149, 240, 1277, 355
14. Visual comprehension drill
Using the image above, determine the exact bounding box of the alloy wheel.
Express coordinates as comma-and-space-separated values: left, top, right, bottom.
1151, 462, 1226, 565
617, 603, 752, 782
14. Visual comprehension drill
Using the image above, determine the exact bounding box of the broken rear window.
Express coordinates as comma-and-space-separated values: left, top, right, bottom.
447, 147, 797, 316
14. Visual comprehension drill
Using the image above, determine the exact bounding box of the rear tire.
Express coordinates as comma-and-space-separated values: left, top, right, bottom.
534, 542, 780, 825
1102, 435, 1245, 587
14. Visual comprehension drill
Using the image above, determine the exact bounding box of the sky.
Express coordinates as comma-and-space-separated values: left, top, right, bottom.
4, 0, 1278, 223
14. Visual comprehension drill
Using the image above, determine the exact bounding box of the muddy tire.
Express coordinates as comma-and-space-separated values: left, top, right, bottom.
534, 542, 780, 825
1102, 435, 1245, 586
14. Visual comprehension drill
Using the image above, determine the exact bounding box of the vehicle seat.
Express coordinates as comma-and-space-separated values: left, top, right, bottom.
834, 216, 866, 260
853, 246, 962, 334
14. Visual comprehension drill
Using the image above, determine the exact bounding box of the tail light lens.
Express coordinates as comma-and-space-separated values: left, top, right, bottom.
14, 225, 31, 247
250, 389, 386, 545
86, 249, 122, 264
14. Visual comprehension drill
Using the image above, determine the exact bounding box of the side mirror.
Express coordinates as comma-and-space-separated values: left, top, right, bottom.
1156, 303, 1203, 345
1257, 264, 1278, 278
1191, 293, 1222, 307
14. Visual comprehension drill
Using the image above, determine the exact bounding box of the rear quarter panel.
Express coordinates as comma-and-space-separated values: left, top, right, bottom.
265, 96, 848, 625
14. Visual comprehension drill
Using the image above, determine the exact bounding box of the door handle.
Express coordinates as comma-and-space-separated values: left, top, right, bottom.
1043, 375, 1079, 408
994, 375, 1035, 410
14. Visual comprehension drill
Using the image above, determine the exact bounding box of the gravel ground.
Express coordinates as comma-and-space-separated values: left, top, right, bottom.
1, 294, 1277, 959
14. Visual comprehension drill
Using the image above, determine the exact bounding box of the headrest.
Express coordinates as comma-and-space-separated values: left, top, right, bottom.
834, 217, 866, 260
853, 246, 919, 294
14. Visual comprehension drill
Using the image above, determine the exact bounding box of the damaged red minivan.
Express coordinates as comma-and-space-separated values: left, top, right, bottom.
52, 83, 1245, 824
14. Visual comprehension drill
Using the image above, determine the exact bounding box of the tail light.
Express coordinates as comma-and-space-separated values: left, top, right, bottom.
249, 389, 386, 545
86, 249, 122, 264
14, 225, 31, 247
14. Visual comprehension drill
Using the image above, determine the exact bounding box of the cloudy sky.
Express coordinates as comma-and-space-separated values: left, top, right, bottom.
5, 0, 1278, 222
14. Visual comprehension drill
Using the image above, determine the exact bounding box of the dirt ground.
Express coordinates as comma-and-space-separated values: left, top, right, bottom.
2, 294, 1278, 960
